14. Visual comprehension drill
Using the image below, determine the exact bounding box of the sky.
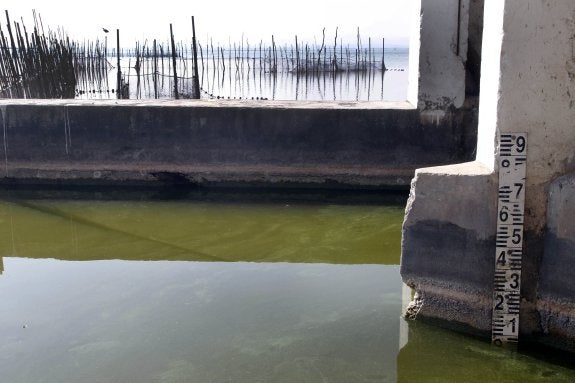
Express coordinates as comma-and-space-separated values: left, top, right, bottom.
5, 0, 411, 47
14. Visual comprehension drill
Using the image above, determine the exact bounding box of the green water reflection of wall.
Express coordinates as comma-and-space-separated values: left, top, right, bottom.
0, 199, 403, 265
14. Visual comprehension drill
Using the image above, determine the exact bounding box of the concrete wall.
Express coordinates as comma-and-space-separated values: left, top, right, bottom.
0, 99, 473, 189
467, 0, 485, 95
401, 0, 575, 351
417, 0, 469, 110
0, 0, 482, 191
407, 0, 421, 106
411, 0, 478, 159
539, 174, 575, 351
408, 0, 482, 103
401, 162, 496, 334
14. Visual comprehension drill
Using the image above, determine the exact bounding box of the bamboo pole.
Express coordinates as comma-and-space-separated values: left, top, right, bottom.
271, 35, 277, 72
116, 29, 121, 99
382, 37, 386, 71
153, 39, 158, 98
317, 27, 325, 71
191, 16, 200, 98
295, 35, 299, 72
333, 27, 338, 72
169, 23, 178, 99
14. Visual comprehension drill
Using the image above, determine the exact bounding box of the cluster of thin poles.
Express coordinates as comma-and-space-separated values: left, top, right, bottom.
195, 28, 389, 100
87, 26, 389, 100
198, 28, 385, 77
119, 38, 200, 99
0, 10, 77, 98
0, 13, 391, 101
72, 39, 111, 96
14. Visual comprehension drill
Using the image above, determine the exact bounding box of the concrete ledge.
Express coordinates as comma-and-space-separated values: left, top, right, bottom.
0, 100, 473, 189
0, 162, 416, 189
0, 99, 416, 110
401, 161, 497, 332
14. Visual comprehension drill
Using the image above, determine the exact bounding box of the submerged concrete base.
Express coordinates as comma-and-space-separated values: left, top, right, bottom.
400, 161, 497, 334
401, 165, 575, 351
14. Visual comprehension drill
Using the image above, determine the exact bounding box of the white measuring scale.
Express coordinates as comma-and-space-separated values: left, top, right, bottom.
492, 133, 527, 346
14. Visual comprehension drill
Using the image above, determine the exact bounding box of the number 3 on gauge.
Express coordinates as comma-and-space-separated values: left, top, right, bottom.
509, 273, 520, 289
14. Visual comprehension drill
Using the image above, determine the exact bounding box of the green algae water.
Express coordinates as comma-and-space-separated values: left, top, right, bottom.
0, 191, 573, 382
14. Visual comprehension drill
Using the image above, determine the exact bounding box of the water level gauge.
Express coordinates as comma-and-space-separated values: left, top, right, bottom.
492, 132, 527, 346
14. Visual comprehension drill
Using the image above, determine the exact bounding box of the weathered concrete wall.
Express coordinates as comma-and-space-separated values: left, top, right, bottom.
538, 174, 575, 351
411, 0, 478, 161
401, 162, 496, 334
417, 0, 469, 110
0, 99, 472, 189
407, 0, 421, 106
467, 0, 484, 95
402, 0, 575, 351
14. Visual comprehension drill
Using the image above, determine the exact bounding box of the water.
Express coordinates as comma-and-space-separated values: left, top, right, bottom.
0, 191, 573, 382
76, 47, 408, 102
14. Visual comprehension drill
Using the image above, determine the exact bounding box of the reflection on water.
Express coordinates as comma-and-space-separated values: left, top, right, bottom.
76, 48, 408, 102
0, 259, 401, 383
0, 192, 573, 382
0, 197, 402, 264
398, 322, 575, 383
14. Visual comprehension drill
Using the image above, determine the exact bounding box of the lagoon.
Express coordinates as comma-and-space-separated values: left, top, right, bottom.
0, 190, 573, 382
76, 48, 409, 102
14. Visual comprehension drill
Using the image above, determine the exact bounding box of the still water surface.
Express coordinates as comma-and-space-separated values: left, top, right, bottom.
0, 192, 573, 382
77, 48, 408, 102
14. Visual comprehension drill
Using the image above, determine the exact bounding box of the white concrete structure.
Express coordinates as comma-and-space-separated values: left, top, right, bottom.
412, 0, 469, 110
401, 0, 575, 351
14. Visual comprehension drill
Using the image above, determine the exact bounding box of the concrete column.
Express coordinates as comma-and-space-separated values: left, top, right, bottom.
401, 0, 575, 350
482, 0, 575, 227
407, 0, 478, 165
412, 0, 469, 111
539, 175, 575, 351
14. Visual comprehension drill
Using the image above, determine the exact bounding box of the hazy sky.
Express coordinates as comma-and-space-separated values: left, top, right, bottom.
6, 1, 411, 47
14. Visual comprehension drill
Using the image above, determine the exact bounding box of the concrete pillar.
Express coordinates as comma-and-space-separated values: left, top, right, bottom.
539, 175, 575, 351
411, 0, 469, 110
407, 0, 478, 165
401, 0, 575, 351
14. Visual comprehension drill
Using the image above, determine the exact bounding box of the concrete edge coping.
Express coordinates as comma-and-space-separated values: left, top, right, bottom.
1, 162, 422, 189
2, 161, 421, 176
404, 160, 497, 239
414, 160, 494, 177
0, 99, 416, 110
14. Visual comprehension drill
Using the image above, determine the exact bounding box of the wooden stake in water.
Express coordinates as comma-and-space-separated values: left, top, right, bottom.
153, 39, 158, 99
295, 35, 299, 73
116, 29, 121, 99
333, 27, 339, 72
192, 16, 200, 100
382, 37, 387, 71
492, 133, 527, 347
169, 24, 178, 99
